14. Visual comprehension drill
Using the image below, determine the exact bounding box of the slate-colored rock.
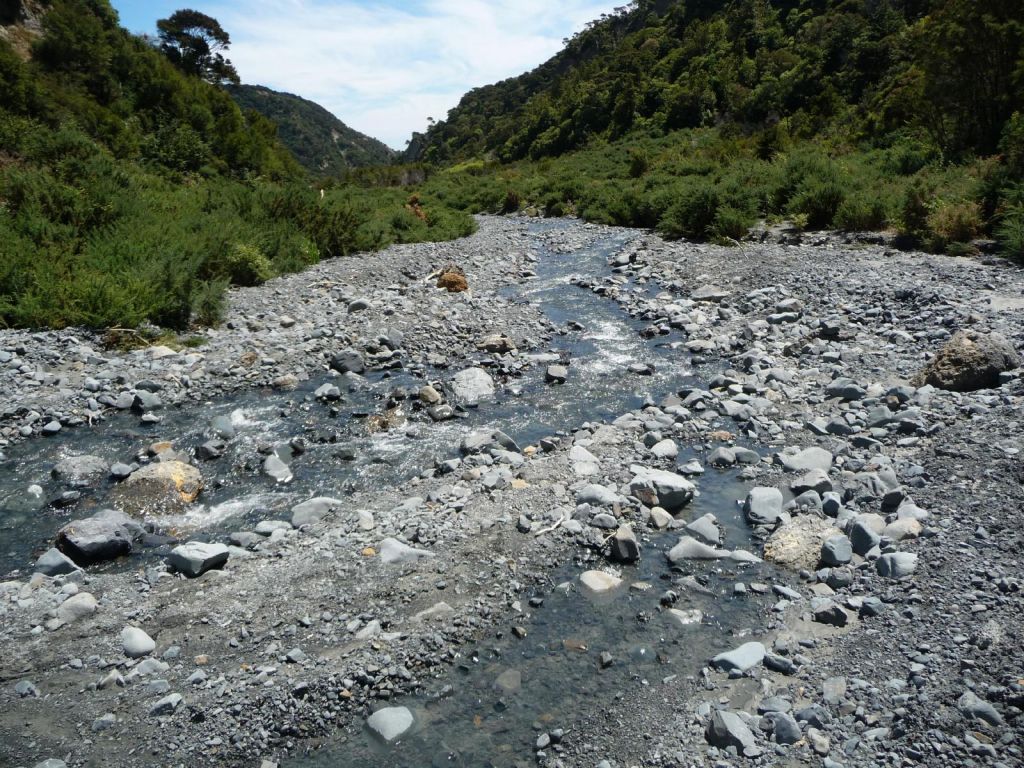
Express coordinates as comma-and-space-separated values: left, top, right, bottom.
291, 497, 344, 528
35, 547, 82, 576
820, 534, 853, 567
791, 468, 832, 496
451, 367, 495, 404
149, 693, 183, 716
330, 350, 365, 375
744, 487, 784, 525
628, 465, 695, 511
57, 509, 144, 565
608, 524, 640, 563
167, 541, 229, 577
706, 710, 757, 752
957, 691, 1004, 726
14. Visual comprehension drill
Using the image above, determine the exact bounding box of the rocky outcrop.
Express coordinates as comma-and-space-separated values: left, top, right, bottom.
111, 461, 203, 515
912, 330, 1020, 391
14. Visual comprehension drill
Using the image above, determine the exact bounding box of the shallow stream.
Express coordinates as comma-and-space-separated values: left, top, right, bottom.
1, 220, 775, 766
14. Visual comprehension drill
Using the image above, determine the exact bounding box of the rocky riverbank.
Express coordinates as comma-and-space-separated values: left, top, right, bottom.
1, 217, 1022, 768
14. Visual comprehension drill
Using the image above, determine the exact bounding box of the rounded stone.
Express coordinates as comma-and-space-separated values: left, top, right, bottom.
121, 626, 156, 658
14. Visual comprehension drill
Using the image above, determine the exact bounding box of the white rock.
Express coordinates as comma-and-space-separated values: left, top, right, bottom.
121, 626, 155, 658
667, 608, 703, 627
580, 570, 623, 595
366, 706, 414, 742
378, 538, 434, 565
56, 592, 97, 623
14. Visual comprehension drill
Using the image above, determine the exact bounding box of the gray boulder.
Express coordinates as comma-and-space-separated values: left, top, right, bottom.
35, 548, 82, 576
291, 497, 344, 528
378, 538, 434, 565
667, 536, 727, 563
778, 447, 833, 473
330, 350, 365, 375
57, 509, 144, 565
706, 710, 757, 752
876, 552, 918, 578
121, 626, 156, 658
791, 468, 832, 496
628, 465, 695, 511
545, 365, 568, 384
820, 535, 852, 567
51, 455, 109, 485
608, 524, 640, 563
744, 487, 784, 525
149, 693, 183, 716
56, 592, 98, 623
957, 691, 1004, 726
451, 367, 495, 404
576, 484, 620, 507
167, 542, 229, 578
263, 454, 293, 483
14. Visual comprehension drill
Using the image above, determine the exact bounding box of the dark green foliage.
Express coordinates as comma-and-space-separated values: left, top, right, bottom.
157, 8, 239, 85
411, 0, 1022, 167
997, 205, 1024, 262
228, 85, 396, 174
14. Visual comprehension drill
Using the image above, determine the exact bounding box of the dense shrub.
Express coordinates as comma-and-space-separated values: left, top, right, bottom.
926, 200, 983, 250
997, 205, 1024, 262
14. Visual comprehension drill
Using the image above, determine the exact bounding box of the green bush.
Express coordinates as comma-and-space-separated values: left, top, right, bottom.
657, 180, 720, 240
836, 193, 887, 231
899, 180, 931, 236
789, 177, 845, 229
222, 243, 274, 286
997, 204, 1024, 262
926, 200, 982, 250
192, 278, 229, 325
711, 205, 754, 241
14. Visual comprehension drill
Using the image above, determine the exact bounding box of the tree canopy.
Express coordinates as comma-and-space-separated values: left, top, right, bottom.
157, 8, 239, 85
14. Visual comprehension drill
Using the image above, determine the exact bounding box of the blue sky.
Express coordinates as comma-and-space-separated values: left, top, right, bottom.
110, 0, 624, 149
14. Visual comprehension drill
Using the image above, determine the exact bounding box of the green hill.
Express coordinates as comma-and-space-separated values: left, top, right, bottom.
0, 0, 472, 331
410, 0, 1022, 164
229, 84, 396, 175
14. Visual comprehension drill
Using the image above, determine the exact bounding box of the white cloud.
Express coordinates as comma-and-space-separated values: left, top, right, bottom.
205, 0, 625, 149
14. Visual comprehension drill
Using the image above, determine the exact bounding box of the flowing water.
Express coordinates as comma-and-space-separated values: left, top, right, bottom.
1, 220, 776, 765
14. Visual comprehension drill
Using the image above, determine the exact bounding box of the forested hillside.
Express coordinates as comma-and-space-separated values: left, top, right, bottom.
229, 85, 396, 174
412, 0, 1021, 164
412, 0, 1023, 258
0, 0, 472, 331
